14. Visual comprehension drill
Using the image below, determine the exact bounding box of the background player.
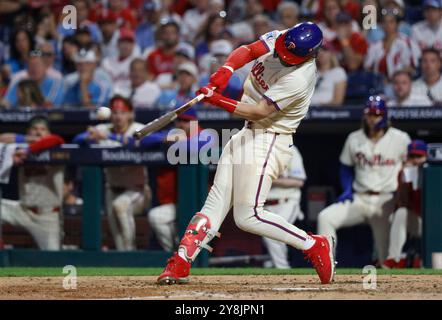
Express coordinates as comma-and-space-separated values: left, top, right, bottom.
0, 116, 64, 250
317, 96, 411, 265
73, 96, 151, 251
148, 108, 216, 252
383, 140, 428, 269
157, 22, 336, 285
263, 144, 306, 269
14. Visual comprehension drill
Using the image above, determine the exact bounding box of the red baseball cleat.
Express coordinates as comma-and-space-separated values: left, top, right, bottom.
381, 258, 398, 269
303, 235, 336, 284
157, 252, 191, 285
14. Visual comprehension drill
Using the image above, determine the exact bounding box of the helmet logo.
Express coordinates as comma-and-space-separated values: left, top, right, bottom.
287, 42, 296, 50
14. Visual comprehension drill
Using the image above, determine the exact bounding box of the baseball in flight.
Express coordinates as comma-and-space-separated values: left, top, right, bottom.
96, 106, 111, 120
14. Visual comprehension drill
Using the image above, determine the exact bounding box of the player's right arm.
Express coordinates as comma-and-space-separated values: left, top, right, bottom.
208, 40, 269, 92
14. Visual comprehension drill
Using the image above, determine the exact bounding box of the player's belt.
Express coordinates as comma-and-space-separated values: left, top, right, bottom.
27, 206, 60, 214
265, 198, 290, 206
110, 185, 144, 193
364, 191, 381, 195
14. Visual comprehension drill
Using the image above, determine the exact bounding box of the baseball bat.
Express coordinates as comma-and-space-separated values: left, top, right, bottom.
133, 93, 205, 140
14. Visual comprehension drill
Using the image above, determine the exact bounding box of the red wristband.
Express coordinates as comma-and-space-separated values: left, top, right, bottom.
206, 92, 238, 113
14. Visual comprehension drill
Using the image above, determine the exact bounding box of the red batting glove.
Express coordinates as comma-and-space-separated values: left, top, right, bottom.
197, 86, 238, 113
209, 66, 233, 92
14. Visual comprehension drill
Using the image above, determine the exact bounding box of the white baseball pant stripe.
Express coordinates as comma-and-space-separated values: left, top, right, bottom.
0, 198, 60, 250
200, 128, 312, 252
317, 193, 395, 263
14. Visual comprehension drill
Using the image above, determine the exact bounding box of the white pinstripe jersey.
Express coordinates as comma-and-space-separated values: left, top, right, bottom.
241, 30, 318, 134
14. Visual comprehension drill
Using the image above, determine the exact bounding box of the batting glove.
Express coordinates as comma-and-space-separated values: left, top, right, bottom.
209, 66, 233, 92
196, 86, 238, 113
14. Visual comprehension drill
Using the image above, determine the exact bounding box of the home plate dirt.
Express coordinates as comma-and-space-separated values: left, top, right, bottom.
0, 275, 441, 299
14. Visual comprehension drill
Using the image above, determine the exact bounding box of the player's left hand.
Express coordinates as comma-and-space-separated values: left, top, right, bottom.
196, 86, 223, 107
209, 66, 233, 92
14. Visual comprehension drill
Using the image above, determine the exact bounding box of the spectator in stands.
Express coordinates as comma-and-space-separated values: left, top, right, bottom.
252, 14, 274, 41
412, 48, 442, 106
156, 62, 200, 110
73, 96, 152, 251
227, 0, 262, 43
364, 9, 421, 80
277, 1, 300, 30
34, 12, 58, 46
182, 0, 211, 42
3, 50, 63, 108
317, 0, 360, 44
107, 0, 138, 29
57, 0, 101, 43
96, 11, 120, 59
59, 36, 79, 75
135, 0, 162, 52
102, 29, 141, 95
4, 29, 35, 77
36, 42, 62, 80
195, 13, 227, 59
156, 42, 197, 89
388, 70, 432, 107
148, 108, 216, 252
7, 42, 62, 95
63, 49, 112, 108
411, 0, 442, 51
326, 11, 368, 71
147, 19, 180, 79
15, 79, 46, 109
311, 46, 347, 106
199, 40, 244, 100
74, 28, 94, 49
175, 42, 196, 66
363, 0, 412, 43
126, 58, 161, 109
0, 116, 65, 250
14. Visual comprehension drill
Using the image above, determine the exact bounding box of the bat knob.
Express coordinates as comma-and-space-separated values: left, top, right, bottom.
133, 131, 142, 139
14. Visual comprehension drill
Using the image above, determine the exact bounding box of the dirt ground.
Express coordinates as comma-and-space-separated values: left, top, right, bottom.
0, 275, 441, 300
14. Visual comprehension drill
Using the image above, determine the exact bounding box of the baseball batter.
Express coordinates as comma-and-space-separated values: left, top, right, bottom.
317, 96, 411, 264
0, 116, 65, 250
263, 144, 306, 269
158, 22, 336, 285
383, 140, 427, 269
73, 96, 151, 251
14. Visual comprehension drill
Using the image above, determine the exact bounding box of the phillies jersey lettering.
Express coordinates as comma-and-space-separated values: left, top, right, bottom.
250, 61, 269, 90
355, 153, 396, 167
340, 128, 411, 193
241, 30, 318, 134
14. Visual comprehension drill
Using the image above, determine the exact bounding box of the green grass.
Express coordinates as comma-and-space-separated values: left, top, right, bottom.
0, 267, 441, 277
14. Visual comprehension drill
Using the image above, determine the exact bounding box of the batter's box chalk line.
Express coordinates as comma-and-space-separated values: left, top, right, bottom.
272, 287, 336, 292
99, 291, 233, 300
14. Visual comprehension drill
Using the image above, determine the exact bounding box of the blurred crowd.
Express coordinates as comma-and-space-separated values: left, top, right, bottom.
0, 0, 441, 111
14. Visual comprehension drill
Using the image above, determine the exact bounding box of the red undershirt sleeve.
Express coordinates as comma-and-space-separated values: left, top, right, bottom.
224, 40, 270, 71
